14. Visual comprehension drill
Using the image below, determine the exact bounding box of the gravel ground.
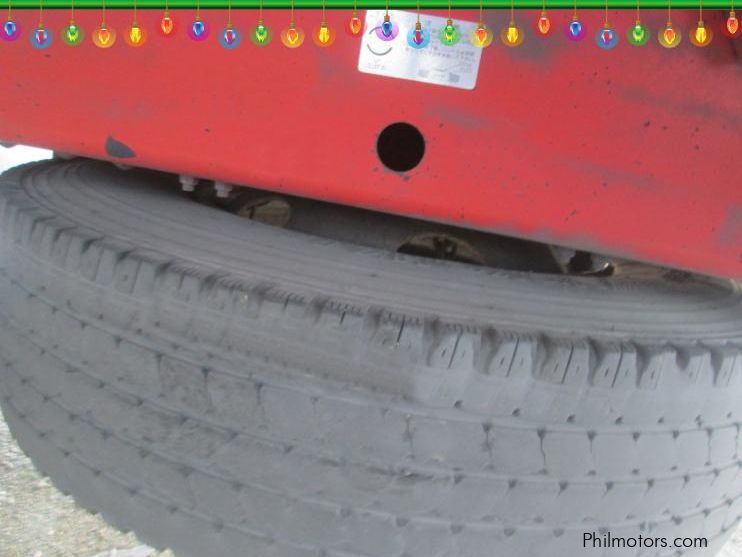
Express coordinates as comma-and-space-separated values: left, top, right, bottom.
0, 146, 741, 557
0, 415, 174, 557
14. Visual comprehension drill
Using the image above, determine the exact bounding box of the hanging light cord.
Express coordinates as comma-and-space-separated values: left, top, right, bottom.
290, 0, 294, 25
70, 0, 74, 22
38, 0, 43, 27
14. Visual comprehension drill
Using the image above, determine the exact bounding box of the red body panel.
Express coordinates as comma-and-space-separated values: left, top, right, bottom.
1, 8, 740, 278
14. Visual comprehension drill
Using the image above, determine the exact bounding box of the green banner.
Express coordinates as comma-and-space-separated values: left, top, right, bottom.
4, 0, 734, 7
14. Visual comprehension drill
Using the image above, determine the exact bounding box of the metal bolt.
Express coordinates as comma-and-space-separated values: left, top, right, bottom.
214, 181, 233, 198
179, 175, 198, 192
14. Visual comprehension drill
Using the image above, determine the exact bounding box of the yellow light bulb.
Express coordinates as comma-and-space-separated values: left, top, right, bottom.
690, 19, 712, 46
130, 25, 142, 43
500, 21, 523, 46
695, 22, 706, 43
312, 21, 334, 46
318, 23, 330, 43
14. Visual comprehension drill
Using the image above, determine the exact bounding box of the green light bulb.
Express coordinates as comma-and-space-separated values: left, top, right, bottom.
440, 19, 460, 45
632, 23, 644, 42
255, 22, 267, 42
66, 24, 79, 41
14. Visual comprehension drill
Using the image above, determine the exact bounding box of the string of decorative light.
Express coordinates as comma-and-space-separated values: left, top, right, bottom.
347, 0, 363, 35
567, 0, 586, 39
440, 0, 460, 44
251, 0, 271, 44
596, 0, 618, 47
188, 0, 210, 40
218, 0, 242, 47
537, 0, 551, 35
92, 0, 116, 47
5, 1, 737, 50
2, 0, 21, 41
501, 0, 524, 45
313, 0, 335, 45
280, 0, 304, 46
125, 0, 147, 46
470, 0, 493, 46
627, 0, 650, 45
31, 0, 52, 48
658, 0, 680, 45
160, 0, 175, 36
61, 0, 83, 45
376, 0, 397, 41
690, 0, 712, 45
407, 0, 429, 47
726, 0, 739, 35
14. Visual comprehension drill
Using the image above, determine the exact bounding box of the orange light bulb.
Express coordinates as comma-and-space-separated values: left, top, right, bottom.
92, 24, 117, 48
287, 26, 299, 43
348, 13, 362, 35
281, 23, 305, 47
161, 14, 174, 35
663, 25, 675, 44
537, 11, 550, 34
475, 25, 488, 43
727, 11, 739, 35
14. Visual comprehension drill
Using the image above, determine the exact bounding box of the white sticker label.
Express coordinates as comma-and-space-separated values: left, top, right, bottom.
358, 10, 482, 90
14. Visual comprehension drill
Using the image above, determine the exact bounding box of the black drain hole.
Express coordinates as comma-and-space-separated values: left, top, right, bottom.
376, 122, 425, 172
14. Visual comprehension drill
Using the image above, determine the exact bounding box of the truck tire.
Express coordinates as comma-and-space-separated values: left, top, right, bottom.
1, 159, 741, 557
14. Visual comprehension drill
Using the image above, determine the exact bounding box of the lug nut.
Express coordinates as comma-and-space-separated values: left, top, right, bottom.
179, 175, 198, 192
214, 181, 233, 198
